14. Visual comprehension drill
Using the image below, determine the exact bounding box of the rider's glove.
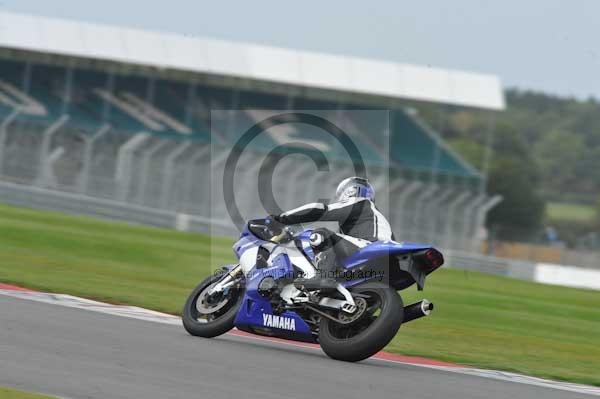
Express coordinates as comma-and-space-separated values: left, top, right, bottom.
267, 214, 282, 224
266, 215, 284, 236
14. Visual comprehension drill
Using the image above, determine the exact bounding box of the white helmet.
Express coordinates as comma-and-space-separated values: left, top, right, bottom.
335, 177, 375, 202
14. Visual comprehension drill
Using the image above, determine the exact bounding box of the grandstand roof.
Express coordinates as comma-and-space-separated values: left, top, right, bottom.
0, 11, 505, 111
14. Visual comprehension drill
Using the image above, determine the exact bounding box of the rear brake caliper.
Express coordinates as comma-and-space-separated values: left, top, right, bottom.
338, 297, 367, 324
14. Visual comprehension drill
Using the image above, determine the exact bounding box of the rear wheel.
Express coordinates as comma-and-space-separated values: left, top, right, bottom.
182, 273, 244, 338
318, 282, 403, 362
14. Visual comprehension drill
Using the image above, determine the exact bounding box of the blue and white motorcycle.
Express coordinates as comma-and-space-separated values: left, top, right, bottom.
183, 217, 444, 362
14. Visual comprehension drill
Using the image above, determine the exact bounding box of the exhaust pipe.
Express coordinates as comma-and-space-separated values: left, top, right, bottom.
403, 299, 434, 323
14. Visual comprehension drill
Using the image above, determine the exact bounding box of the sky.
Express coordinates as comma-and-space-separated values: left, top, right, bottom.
2, 0, 599, 99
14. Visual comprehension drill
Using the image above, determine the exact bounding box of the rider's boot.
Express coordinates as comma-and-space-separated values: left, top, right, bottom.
293, 251, 339, 292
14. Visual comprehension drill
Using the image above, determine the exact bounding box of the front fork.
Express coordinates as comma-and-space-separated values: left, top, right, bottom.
207, 264, 243, 296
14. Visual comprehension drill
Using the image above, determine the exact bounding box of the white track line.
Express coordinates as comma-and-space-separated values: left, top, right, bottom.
1, 288, 598, 397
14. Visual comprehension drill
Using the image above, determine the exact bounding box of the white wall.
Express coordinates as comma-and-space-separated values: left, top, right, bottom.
534, 263, 600, 291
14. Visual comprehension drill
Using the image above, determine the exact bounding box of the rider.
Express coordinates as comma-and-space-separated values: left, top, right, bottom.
272, 177, 394, 289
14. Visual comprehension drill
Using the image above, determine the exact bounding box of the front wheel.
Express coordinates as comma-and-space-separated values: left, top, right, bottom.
319, 282, 403, 362
182, 272, 244, 338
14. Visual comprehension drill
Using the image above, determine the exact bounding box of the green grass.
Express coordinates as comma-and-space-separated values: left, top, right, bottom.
0, 387, 56, 399
1, 203, 599, 386
547, 201, 596, 222
0, 203, 231, 313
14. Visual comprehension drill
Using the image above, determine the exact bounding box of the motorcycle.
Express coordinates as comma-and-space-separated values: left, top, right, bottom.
183, 217, 444, 362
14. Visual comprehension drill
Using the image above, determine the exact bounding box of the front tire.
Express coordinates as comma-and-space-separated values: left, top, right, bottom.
182, 273, 244, 338
319, 282, 403, 362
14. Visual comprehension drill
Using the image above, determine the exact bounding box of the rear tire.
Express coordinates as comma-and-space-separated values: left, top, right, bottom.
319, 283, 403, 362
182, 273, 244, 338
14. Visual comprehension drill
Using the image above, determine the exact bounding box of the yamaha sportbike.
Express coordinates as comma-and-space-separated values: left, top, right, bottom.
183, 218, 444, 361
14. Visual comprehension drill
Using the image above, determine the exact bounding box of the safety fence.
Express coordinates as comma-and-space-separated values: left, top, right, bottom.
0, 117, 500, 252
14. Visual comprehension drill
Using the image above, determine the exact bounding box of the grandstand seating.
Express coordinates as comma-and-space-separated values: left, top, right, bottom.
0, 58, 478, 177
390, 111, 476, 177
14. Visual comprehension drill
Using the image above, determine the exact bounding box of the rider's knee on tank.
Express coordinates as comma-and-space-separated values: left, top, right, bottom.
309, 228, 336, 250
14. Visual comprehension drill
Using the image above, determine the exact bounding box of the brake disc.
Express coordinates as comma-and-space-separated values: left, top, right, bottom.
196, 282, 230, 314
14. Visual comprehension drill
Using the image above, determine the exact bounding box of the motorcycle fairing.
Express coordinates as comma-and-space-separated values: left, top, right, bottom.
294, 230, 315, 262
233, 251, 315, 343
232, 221, 435, 338
341, 241, 433, 269
340, 241, 434, 290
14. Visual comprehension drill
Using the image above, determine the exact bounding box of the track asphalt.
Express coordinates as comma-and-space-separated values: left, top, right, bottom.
1, 291, 597, 399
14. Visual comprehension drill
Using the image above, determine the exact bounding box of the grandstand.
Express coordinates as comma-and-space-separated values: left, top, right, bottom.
0, 11, 504, 251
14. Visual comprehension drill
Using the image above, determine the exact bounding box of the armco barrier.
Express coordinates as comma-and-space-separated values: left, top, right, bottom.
444, 250, 537, 281
445, 250, 600, 291
0, 180, 230, 233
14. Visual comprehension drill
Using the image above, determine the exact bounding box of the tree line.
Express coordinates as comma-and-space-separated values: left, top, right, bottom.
417, 89, 600, 245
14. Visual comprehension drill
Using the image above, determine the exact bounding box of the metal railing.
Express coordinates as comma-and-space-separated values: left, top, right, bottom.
0, 116, 499, 253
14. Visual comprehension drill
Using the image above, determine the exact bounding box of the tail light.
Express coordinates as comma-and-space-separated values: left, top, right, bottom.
416, 249, 444, 272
